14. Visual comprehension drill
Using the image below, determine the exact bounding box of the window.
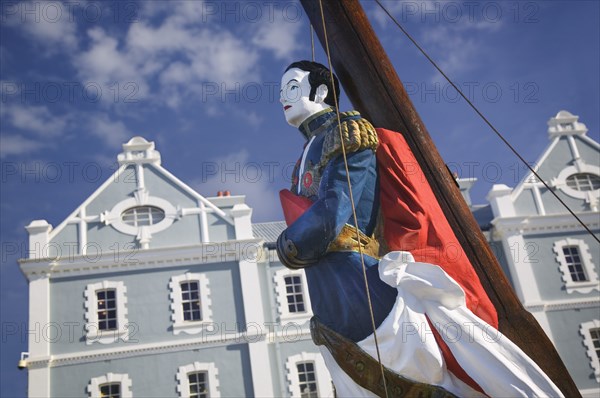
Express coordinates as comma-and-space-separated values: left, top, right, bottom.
274, 269, 312, 321
87, 373, 131, 398
566, 173, 600, 192
97, 289, 117, 331
169, 273, 212, 335
297, 362, 318, 398
562, 246, 587, 282
580, 320, 600, 383
101, 195, 177, 249
99, 383, 120, 398
285, 353, 333, 398
285, 275, 306, 313
181, 281, 202, 321
560, 122, 574, 131
121, 205, 165, 226
551, 163, 600, 202
188, 371, 209, 398
176, 362, 220, 398
590, 328, 600, 360
553, 239, 599, 294
84, 281, 129, 344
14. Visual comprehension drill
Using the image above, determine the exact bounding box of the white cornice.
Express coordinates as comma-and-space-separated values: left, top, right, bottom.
525, 297, 600, 312
25, 325, 312, 369
18, 239, 265, 280
491, 212, 599, 236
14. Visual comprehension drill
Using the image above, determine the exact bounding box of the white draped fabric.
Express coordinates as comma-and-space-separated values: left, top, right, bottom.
322, 251, 564, 398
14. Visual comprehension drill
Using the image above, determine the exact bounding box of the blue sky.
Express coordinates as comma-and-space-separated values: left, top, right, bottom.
1, 1, 598, 396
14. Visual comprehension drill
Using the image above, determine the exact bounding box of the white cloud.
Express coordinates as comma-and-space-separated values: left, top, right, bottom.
0, 135, 46, 158
87, 113, 133, 149
4, 1, 79, 52
251, 10, 304, 60
74, 27, 151, 101
1, 104, 67, 136
368, 0, 502, 79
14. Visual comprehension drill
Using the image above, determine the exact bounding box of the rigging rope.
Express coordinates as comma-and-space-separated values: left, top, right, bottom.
374, 0, 599, 244
316, 1, 391, 396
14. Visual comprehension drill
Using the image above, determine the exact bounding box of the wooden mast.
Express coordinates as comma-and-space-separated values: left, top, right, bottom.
299, 0, 580, 396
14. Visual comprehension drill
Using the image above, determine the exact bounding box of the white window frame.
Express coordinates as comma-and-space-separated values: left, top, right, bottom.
285, 352, 333, 398
580, 320, 600, 383
553, 238, 599, 294
176, 362, 220, 398
552, 164, 600, 200
169, 273, 213, 335
274, 268, 312, 322
88, 373, 132, 398
100, 194, 179, 248
84, 281, 129, 345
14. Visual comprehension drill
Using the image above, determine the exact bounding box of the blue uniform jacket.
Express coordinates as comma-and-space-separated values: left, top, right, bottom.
277, 108, 398, 342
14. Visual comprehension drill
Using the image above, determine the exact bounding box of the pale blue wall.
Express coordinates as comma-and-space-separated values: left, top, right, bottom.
85, 166, 137, 216
50, 344, 252, 397
144, 166, 198, 208
49, 224, 79, 259
546, 307, 600, 390
147, 215, 203, 250
49, 262, 245, 355
536, 137, 572, 180
206, 213, 234, 242
576, 136, 599, 160
524, 231, 599, 302
538, 186, 588, 214
513, 188, 539, 216
86, 222, 136, 251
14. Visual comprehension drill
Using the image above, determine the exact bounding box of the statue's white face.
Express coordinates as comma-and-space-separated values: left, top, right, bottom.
280, 68, 329, 128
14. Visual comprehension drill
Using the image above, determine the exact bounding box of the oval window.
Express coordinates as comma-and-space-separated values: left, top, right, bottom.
121, 206, 165, 227
566, 173, 600, 192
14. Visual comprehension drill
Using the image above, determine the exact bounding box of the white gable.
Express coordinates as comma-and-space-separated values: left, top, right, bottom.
488, 111, 599, 218
25, 137, 252, 260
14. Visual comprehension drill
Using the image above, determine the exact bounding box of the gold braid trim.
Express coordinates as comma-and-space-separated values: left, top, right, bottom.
319, 111, 378, 169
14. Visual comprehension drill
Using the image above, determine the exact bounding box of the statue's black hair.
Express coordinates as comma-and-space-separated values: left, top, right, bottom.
285, 61, 340, 107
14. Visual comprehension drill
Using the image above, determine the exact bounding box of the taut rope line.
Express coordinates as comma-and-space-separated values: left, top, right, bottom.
316, 1, 390, 396
374, 0, 599, 244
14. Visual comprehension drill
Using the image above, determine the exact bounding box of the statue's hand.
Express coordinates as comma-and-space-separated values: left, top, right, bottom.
276, 231, 314, 269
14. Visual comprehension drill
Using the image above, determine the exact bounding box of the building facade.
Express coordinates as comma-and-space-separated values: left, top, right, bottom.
19, 137, 332, 397
19, 110, 599, 397
486, 110, 599, 398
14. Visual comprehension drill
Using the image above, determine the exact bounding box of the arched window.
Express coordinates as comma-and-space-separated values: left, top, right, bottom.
169, 273, 213, 335
88, 373, 132, 398
285, 352, 332, 398
176, 362, 220, 398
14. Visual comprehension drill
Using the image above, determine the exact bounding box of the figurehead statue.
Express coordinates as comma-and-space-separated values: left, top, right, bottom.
280, 61, 340, 127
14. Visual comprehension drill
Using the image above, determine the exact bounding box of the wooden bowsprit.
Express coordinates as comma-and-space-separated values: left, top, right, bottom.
299, 0, 580, 396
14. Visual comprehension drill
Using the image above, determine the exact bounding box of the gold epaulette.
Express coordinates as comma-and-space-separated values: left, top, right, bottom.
319, 111, 378, 168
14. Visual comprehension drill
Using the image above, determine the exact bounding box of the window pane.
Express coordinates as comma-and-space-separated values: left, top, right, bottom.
563, 246, 588, 282
591, 328, 600, 360
97, 289, 117, 331
181, 281, 202, 322
566, 173, 600, 191
297, 362, 318, 398
100, 383, 120, 398
121, 206, 165, 227
188, 371, 209, 398
284, 276, 306, 313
